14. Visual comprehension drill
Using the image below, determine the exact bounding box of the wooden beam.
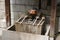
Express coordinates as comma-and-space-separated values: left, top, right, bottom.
39, 0, 41, 9
50, 0, 57, 37
41, 0, 47, 9
5, 0, 11, 27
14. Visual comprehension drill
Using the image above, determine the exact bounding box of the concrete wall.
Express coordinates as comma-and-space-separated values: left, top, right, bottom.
0, 0, 5, 19
0, 0, 6, 28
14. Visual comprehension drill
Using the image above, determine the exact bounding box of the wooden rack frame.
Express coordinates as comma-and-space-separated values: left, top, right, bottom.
5, 0, 57, 37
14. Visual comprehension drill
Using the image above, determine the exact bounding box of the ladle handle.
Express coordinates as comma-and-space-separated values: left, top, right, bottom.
16, 16, 23, 22
20, 15, 28, 24
45, 25, 50, 36
37, 17, 45, 26
33, 17, 39, 25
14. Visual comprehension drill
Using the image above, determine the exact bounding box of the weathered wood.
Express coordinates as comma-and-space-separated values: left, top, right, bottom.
39, 0, 41, 9
5, 0, 11, 27
2, 30, 49, 40
50, 0, 57, 37
41, 0, 47, 9
15, 22, 43, 34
